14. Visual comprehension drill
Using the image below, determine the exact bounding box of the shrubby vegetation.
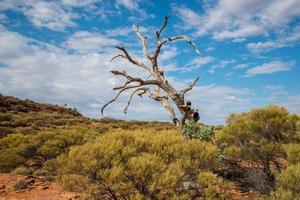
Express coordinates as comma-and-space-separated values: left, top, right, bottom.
1, 95, 300, 199
216, 105, 299, 180
0, 127, 101, 172
182, 122, 214, 141
55, 130, 235, 199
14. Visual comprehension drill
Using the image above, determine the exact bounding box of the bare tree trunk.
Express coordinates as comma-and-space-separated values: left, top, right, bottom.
101, 16, 202, 127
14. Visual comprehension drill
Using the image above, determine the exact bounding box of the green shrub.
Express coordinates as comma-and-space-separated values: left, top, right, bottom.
0, 127, 101, 172
58, 174, 90, 192
283, 143, 300, 165
13, 180, 28, 190
271, 164, 300, 200
182, 122, 214, 141
0, 127, 14, 138
13, 166, 34, 175
197, 172, 235, 200
56, 129, 222, 199
0, 113, 13, 121
215, 105, 299, 179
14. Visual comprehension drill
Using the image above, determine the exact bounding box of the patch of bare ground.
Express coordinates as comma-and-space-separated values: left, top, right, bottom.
0, 173, 80, 200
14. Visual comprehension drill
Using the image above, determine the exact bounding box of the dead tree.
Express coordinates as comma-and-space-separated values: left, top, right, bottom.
101, 16, 202, 126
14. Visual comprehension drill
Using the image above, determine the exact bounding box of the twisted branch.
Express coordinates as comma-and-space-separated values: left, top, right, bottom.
180, 77, 200, 96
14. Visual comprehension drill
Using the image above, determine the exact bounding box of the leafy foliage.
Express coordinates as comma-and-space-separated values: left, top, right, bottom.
215, 105, 299, 178
182, 122, 214, 141
56, 130, 226, 199
271, 164, 300, 200
0, 127, 100, 172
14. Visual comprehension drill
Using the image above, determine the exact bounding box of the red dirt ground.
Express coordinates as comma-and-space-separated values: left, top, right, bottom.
0, 173, 79, 200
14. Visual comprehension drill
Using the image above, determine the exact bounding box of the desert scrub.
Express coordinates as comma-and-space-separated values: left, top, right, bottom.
197, 172, 235, 200
270, 163, 300, 200
13, 166, 34, 175
56, 129, 223, 199
182, 122, 214, 141
215, 105, 299, 180
0, 127, 101, 172
58, 174, 90, 192
282, 143, 300, 165
13, 180, 28, 190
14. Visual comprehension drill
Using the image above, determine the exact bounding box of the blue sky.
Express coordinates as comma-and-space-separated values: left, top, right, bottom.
0, 0, 299, 124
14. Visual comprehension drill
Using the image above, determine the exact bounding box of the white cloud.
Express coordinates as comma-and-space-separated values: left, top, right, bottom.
64, 31, 120, 53
247, 25, 300, 53
0, 0, 149, 31
205, 47, 214, 52
0, 13, 7, 22
245, 60, 295, 77
173, 0, 300, 41
115, 0, 139, 11
24, 1, 77, 31
233, 63, 250, 69
187, 84, 254, 124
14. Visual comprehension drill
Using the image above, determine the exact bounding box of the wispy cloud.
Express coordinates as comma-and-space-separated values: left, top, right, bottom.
173, 0, 300, 41
245, 60, 295, 77
64, 31, 120, 53
247, 25, 300, 53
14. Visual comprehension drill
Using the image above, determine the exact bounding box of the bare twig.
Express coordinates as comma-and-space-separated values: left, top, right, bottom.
180, 77, 200, 96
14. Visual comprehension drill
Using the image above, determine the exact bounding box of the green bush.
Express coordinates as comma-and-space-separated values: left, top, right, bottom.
58, 174, 90, 192
283, 143, 300, 165
0, 127, 14, 138
13, 180, 28, 191
0, 113, 13, 121
182, 122, 214, 141
197, 172, 235, 200
56, 130, 221, 199
13, 166, 34, 175
271, 164, 300, 200
215, 105, 299, 179
0, 127, 101, 172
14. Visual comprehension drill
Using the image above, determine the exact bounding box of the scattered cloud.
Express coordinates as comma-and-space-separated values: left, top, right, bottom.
233, 63, 250, 69
245, 60, 295, 77
64, 31, 120, 53
173, 0, 300, 41
247, 25, 300, 53
0, 0, 149, 31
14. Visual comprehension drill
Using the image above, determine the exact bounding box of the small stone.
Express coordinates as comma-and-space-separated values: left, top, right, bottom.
40, 186, 49, 190
0, 185, 5, 190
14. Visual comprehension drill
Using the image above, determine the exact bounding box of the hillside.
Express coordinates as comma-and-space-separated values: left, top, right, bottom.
0, 95, 299, 200
0, 94, 175, 137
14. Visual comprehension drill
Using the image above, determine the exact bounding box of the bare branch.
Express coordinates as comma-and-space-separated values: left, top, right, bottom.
135, 25, 150, 59
162, 35, 202, 56
110, 54, 125, 62
110, 70, 161, 86
101, 84, 142, 115
180, 77, 200, 96
156, 15, 170, 42
124, 87, 148, 114
113, 46, 149, 70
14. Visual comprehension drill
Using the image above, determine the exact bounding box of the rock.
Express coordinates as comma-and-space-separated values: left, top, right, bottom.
25, 179, 35, 185
40, 186, 49, 190
0, 184, 5, 190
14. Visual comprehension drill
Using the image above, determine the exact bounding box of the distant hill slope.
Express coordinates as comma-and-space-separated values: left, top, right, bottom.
0, 94, 175, 137
0, 94, 82, 116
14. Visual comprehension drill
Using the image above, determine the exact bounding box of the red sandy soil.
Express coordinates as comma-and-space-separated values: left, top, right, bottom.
0, 174, 79, 200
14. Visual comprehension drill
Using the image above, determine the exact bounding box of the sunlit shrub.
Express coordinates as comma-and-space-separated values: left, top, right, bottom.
0, 127, 100, 172
271, 163, 300, 200
215, 105, 299, 179
197, 171, 235, 200
57, 130, 221, 199
283, 143, 300, 165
